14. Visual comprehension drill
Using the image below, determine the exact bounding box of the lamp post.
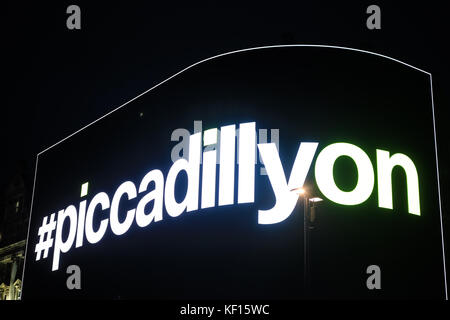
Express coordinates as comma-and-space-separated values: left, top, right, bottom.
291, 187, 323, 296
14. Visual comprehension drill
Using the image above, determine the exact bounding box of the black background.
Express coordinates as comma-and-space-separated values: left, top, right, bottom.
3, 1, 449, 301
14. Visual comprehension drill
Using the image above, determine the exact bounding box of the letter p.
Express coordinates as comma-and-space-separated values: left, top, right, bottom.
52, 205, 78, 271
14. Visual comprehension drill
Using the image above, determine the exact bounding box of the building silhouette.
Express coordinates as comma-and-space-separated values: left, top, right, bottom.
0, 171, 30, 300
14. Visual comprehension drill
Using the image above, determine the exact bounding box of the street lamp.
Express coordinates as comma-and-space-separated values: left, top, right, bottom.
291, 187, 323, 295
309, 197, 323, 227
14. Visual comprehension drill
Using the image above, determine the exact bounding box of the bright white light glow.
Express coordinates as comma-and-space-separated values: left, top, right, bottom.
53, 205, 78, 271
85, 192, 110, 245
218, 124, 236, 206
201, 148, 217, 209
202, 128, 218, 208
377, 149, 420, 215
136, 169, 164, 227
203, 128, 218, 145
315, 142, 374, 205
309, 197, 323, 203
110, 181, 137, 236
290, 187, 306, 195
80, 182, 89, 197
165, 159, 190, 217
238, 122, 256, 203
75, 200, 86, 248
257, 142, 318, 224
165, 133, 201, 217
186, 133, 201, 212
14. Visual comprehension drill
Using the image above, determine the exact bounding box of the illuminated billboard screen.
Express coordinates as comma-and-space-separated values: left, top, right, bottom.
22, 46, 446, 299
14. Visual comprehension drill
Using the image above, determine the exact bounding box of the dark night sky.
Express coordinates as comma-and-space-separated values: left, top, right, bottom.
3, 1, 450, 296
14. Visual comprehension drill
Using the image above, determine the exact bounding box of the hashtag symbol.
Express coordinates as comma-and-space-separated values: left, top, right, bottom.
35, 213, 57, 261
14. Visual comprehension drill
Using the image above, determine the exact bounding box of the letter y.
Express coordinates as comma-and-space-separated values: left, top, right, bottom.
257, 142, 318, 224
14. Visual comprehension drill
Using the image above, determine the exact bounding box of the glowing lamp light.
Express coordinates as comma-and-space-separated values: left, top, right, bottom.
309, 197, 323, 203
291, 187, 306, 196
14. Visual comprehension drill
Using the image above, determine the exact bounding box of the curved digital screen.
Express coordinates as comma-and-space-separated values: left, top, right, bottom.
23, 46, 446, 299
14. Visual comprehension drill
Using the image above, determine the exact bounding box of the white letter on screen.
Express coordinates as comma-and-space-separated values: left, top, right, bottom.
257, 142, 318, 224
238, 122, 256, 204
